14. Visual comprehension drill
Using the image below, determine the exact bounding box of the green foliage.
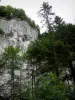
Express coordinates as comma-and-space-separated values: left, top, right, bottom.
21, 86, 32, 100
26, 32, 65, 73
5, 5, 14, 19
26, 23, 75, 74
54, 16, 65, 26
0, 6, 6, 17
38, 2, 55, 32
37, 73, 69, 100
0, 5, 39, 31
27, 37, 52, 64
68, 87, 75, 100
24, 14, 75, 99
0, 46, 23, 99
2, 46, 22, 69
56, 24, 75, 47
13, 8, 26, 20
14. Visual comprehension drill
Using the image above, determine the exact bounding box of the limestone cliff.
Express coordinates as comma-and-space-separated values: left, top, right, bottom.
0, 18, 38, 95
0, 18, 38, 53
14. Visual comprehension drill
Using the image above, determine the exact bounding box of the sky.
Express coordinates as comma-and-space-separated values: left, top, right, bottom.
0, 0, 75, 33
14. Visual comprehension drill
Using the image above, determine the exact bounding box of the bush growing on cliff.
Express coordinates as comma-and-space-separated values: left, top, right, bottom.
13, 8, 26, 20
0, 5, 39, 31
0, 6, 6, 17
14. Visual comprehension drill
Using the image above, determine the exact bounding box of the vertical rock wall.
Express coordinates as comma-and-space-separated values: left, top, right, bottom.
0, 18, 38, 52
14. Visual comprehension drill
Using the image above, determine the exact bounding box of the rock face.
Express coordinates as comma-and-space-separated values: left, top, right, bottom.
0, 18, 38, 96
0, 18, 38, 52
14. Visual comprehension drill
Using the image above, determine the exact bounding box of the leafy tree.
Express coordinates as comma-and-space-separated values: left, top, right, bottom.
5, 5, 14, 19
26, 33, 60, 75
37, 72, 69, 100
1, 46, 22, 100
38, 2, 55, 32
0, 6, 6, 17
54, 16, 65, 31
27, 24, 75, 88
14, 8, 26, 20
56, 23, 75, 82
54, 16, 64, 26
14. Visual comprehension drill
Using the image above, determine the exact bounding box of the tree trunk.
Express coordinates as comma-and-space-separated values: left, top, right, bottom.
11, 65, 14, 100
32, 70, 34, 100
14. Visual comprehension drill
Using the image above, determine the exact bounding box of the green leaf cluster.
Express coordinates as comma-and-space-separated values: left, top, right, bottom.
37, 73, 69, 100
